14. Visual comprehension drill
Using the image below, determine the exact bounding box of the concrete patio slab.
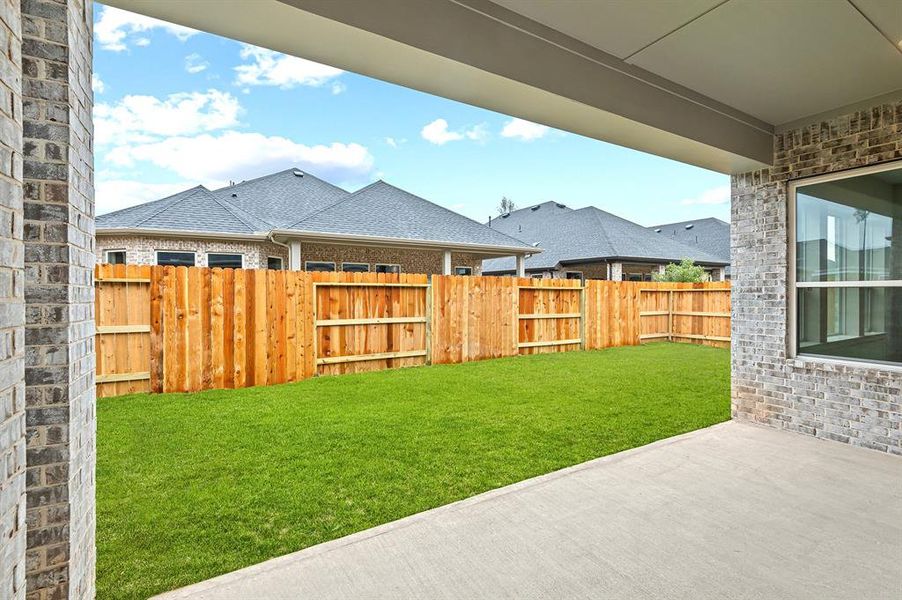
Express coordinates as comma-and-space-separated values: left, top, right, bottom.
155, 422, 902, 600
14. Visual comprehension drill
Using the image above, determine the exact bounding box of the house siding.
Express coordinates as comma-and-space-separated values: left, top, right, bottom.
732, 99, 902, 455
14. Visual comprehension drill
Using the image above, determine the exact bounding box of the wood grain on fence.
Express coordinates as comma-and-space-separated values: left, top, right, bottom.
94, 266, 731, 397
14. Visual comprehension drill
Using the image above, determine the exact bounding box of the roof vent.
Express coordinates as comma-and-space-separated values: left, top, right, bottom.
292, 169, 304, 177
654, 228, 661, 233
531, 242, 540, 247
231, 193, 237, 198
501, 213, 510, 218
530, 205, 540, 211
685, 224, 694, 230
556, 203, 566, 209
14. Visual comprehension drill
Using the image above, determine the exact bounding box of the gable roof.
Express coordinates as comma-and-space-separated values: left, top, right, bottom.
282, 180, 533, 250
482, 202, 728, 273
647, 218, 731, 263
96, 186, 269, 235
209, 168, 350, 228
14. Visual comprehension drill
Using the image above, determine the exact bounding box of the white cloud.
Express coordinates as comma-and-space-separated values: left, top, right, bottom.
385, 137, 407, 149
331, 81, 347, 95
235, 45, 344, 89
93, 90, 241, 146
679, 185, 730, 206
420, 119, 487, 145
92, 73, 105, 94
184, 53, 209, 74
105, 131, 375, 183
94, 6, 197, 52
95, 179, 200, 216
500, 118, 549, 141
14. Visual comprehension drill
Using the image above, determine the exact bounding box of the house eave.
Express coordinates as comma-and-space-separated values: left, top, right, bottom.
270, 229, 539, 256
96, 227, 270, 242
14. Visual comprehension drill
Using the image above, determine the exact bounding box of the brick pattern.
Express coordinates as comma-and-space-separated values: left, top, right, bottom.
731, 99, 902, 455
21, 0, 95, 597
96, 235, 289, 268
0, 0, 24, 597
96, 235, 488, 275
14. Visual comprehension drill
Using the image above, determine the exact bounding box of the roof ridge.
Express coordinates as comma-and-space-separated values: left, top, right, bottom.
211, 167, 350, 196
132, 185, 209, 228
207, 190, 270, 231
285, 180, 382, 229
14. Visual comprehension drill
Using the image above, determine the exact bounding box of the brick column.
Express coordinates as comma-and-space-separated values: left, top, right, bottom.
0, 1, 25, 597
21, 0, 95, 597
610, 262, 623, 281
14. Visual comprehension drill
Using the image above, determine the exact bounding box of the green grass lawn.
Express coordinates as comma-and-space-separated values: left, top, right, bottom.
98, 343, 730, 599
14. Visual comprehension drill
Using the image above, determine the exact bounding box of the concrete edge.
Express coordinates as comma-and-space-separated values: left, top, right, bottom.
153, 420, 736, 599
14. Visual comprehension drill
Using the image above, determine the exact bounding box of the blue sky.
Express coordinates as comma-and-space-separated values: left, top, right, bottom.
92, 4, 729, 225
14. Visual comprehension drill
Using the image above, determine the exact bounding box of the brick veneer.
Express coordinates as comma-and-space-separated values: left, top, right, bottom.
0, 0, 25, 597
95, 235, 488, 275
21, 0, 95, 597
731, 99, 902, 455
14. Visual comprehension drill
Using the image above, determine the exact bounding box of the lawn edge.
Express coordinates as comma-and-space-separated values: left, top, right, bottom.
153, 420, 734, 599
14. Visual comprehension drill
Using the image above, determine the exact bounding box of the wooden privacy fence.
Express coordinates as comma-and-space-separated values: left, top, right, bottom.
94, 265, 731, 398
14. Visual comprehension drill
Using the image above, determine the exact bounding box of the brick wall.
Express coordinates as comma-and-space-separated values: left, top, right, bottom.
732, 99, 902, 455
95, 235, 489, 275
96, 235, 289, 268
0, 0, 24, 597
21, 0, 95, 597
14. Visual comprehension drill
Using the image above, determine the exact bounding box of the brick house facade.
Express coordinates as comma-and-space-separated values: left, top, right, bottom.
95, 236, 486, 275
732, 99, 902, 455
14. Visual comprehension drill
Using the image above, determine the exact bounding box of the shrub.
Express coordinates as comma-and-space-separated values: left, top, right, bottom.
653, 259, 710, 283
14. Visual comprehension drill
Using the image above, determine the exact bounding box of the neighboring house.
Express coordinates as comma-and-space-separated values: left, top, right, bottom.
649, 218, 732, 278
96, 168, 534, 275
481, 201, 728, 281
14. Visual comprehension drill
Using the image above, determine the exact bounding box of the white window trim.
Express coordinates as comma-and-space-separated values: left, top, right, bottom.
206, 252, 244, 268
454, 265, 473, 275
104, 248, 126, 263
341, 262, 370, 272
786, 158, 902, 364
267, 256, 284, 270
155, 250, 196, 266
375, 263, 401, 273
305, 260, 336, 272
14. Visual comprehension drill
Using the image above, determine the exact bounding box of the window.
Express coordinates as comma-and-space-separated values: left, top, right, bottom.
156, 251, 195, 267
207, 253, 243, 269
565, 271, 583, 282
790, 161, 902, 367
267, 256, 284, 270
454, 266, 473, 276
305, 261, 335, 272
342, 262, 370, 273
104, 249, 126, 265
375, 264, 400, 274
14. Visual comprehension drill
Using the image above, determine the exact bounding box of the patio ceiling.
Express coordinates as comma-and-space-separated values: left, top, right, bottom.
106, 0, 902, 175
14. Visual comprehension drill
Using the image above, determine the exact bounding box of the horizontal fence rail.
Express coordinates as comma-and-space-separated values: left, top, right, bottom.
94, 265, 731, 397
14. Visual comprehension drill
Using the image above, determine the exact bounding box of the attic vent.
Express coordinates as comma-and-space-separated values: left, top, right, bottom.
292, 169, 304, 177
685, 224, 694, 230
231, 193, 237, 198
555, 203, 566, 209
654, 228, 661, 233
530, 205, 540, 211
501, 213, 510, 218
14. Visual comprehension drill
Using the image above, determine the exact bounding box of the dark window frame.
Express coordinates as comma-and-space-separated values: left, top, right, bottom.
155, 250, 196, 267
207, 252, 243, 269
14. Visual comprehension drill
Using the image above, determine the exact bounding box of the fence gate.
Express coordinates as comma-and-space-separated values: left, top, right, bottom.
312, 277, 430, 375
516, 282, 586, 354
638, 287, 731, 347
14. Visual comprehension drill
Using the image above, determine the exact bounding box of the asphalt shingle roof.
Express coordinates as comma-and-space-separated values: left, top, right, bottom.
482, 201, 728, 273
209, 168, 350, 228
287, 181, 533, 249
647, 218, 731, 264
96, 186, 269, 234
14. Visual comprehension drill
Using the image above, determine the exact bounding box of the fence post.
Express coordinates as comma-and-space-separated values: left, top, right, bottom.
668, 289, 674, 342
579, 285, 587, 350
425, 280, 433, 365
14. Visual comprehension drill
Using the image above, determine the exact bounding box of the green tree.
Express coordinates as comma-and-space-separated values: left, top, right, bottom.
652, 259, 710, 283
